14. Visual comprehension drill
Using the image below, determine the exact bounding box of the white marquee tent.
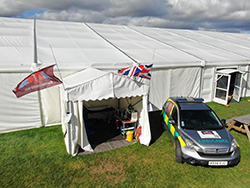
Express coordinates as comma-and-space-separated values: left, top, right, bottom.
0, 17, 250, 133
61, 67, 150, 155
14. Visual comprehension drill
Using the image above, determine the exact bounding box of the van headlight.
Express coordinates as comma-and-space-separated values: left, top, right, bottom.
185, 139, 202, 152
230, 139, 238, 152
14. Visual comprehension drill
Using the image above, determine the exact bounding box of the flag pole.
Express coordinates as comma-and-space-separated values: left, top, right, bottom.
49, 44, 70, 117
49, 44, 66, 91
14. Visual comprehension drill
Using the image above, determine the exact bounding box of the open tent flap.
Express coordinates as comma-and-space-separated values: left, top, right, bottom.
62, 100, 93, 156
61, 68, 151, 155
61, 87, 94, 155
137, 95, 151, 146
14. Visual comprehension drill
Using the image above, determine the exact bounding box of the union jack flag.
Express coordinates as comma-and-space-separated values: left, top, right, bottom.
118, 64, 153, 80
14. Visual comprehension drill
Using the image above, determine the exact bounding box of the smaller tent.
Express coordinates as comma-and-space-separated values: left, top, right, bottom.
61, 68, 151, 155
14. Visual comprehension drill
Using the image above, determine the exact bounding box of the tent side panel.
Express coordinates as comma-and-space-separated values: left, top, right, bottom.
0, 73, 41, 132
149, 69, 171, 110
40, 86, 61, 126
170, 67, 201, 98
246, 72, 250, 96
246, 70, 250, 96
240, 65, 250, 97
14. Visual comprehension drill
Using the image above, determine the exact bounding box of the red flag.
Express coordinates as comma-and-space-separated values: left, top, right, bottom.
13, 64, 62, 98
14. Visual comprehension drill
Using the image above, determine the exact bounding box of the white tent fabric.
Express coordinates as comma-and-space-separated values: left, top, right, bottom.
127, 26, 250, 64
0, 17, 34, 70
0, 17, 250, 133
89, 24, 202, 68
62, 68, 150, 155
88, 23, 250, 108
64, 68, 149, 101
36, 20, 136, 69
0, 18, 43, 132
0, 73, 41, 132
63, 100, 93, 155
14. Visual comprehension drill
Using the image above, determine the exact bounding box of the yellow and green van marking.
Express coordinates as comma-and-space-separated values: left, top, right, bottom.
162, 100, 186, 147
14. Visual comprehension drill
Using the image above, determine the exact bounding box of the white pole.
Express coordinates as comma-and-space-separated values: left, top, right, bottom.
34, 19, 45, 127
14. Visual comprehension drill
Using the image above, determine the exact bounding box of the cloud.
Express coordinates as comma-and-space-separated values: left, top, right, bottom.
1, 0, 250, 32
167, 0, 250, 22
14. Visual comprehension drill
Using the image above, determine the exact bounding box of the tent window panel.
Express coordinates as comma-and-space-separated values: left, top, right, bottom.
235, 73, 241, 86
215, 89, 227, 100
216, 75, 228, 89
234, 87, 240, 97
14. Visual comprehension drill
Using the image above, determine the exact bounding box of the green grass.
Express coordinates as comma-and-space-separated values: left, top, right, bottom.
1, 97, 250, 188
206, 97, 250, 120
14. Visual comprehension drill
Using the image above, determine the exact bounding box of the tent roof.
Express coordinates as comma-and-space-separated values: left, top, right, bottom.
36, 20, 136, 70
0, 17, 34, 71
89, 24, 250, 67
64, 68, 149, 101
1, 17, 250, 71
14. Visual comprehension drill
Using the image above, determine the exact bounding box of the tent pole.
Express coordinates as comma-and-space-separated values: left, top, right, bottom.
67, 101, 72, 155
199, 67, 204, 98
33, 19, 45, 127
37, 91, 45, 127
33, 19, 38, 67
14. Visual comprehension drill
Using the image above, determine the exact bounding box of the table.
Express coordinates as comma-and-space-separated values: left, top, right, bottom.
227, 114, 250, 141
114, 114, 138, 136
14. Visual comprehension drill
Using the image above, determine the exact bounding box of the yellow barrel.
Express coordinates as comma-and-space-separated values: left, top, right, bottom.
126, 131, 133, 142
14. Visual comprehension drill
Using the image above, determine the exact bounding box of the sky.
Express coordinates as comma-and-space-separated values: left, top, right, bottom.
1, 0, 250, 33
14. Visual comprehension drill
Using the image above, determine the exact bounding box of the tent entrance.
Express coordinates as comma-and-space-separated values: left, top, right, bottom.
213, 69, 244, 105
82, 106, 121, 150
80, 96, 140, 154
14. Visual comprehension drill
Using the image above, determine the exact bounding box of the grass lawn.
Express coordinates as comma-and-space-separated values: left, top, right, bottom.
1, 97, 250, 187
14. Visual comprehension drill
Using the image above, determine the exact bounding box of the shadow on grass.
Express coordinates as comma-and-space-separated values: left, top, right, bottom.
149, 110, 164, 145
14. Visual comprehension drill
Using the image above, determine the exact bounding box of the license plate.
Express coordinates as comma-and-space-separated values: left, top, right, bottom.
209, 161, 228, 166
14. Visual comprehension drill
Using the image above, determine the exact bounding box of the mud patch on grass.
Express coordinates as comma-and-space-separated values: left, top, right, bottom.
89, 159, 128, 184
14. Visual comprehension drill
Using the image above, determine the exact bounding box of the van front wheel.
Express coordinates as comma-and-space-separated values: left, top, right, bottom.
175, 140, 183, 163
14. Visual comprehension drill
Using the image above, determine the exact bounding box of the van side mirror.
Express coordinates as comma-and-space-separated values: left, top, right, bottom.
169, 119, 176, 125
221, 119, 226, 126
